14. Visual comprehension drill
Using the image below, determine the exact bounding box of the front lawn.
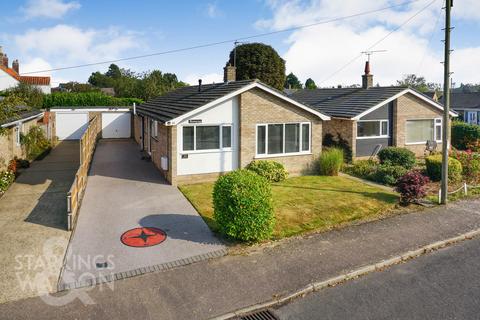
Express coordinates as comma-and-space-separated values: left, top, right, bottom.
179, 175, 398, 239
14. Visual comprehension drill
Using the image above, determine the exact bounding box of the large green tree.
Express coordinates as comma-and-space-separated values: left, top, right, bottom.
226, 43, 285, 90
305, 78, 317, 89
396, 74, 441, 93
284, 72, 303, 89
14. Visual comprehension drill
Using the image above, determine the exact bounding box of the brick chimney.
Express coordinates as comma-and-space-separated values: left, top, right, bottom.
2, 53, 8, 68
362, 61, 373, 89
12, 59, 19, 74
223, 64, 236, 82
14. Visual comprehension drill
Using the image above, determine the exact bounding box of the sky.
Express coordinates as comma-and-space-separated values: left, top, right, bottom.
1, 0, 479, 88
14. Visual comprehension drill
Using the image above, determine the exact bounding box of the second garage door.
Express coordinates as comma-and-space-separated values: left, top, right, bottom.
56, 112, 89, 140
102, 112, 131, 138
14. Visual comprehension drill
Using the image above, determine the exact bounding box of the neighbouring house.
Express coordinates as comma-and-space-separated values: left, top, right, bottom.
290, 62, 457, 158
49, 107, 132, 140
0, 46, 51, 94
134, 66, 330, 185
441, 92, 480, 125
0, 107, 47, 170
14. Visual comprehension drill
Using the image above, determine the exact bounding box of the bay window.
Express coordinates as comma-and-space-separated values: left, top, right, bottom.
406, 119, 442, 144
357, 120, 388, 138
256, 122, 310, 156
182, 124, 232, 151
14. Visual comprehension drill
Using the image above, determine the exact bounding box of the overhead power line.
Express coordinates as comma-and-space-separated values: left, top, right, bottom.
15, 0, 425, 76
318, 0, 439, 85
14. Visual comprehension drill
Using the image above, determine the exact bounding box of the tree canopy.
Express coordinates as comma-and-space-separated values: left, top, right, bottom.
88, 64, 187, 100
396, 74, 441, 93
305, 78, 317, 89
227, 43, 286, 90
284, 73, 303, 89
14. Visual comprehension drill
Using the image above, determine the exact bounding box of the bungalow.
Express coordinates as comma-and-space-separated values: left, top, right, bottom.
441, 92, 480, 125
134, 67, 330, 185
290, 62, 457, 158
0, 107, 47, 170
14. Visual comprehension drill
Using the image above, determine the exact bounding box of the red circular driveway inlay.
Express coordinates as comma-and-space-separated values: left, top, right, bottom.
121, 227, 167, 248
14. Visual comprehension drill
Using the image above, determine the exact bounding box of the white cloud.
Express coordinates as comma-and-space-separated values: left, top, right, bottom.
21, 0, 80, 19
205, 2, 222, 18
257, 0, 480, 86
184, 73, 223, 85
19, 57, 52, 76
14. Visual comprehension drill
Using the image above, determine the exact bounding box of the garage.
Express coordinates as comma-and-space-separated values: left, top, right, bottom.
102, 112, 131, 138
55, 112, 89, 140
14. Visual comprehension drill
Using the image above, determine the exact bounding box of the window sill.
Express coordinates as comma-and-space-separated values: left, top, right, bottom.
255, 152, 312, 159
180, 148, 233, 155
405, 141, 442, 146
357, 136, 390, 140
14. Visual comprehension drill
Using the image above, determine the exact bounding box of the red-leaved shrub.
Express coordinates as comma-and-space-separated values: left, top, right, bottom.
395, 170, 430, 205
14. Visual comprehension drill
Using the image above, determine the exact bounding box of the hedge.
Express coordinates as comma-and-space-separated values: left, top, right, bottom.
377, 147, 416, 169
43, 92, 143, 108
425, 155, 463, 182
451, 121, 480, 150
246, 160, 288, 182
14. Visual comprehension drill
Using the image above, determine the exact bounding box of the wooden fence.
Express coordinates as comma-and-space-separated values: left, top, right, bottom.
67, 116, 101, 230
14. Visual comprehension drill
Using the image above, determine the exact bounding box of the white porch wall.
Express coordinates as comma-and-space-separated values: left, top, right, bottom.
176, 96, 239, 176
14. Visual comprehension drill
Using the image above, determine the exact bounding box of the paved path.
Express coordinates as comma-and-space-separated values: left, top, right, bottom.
274, 236, 480, 320
0, 142, 79, 303
1, 197, 480, 319
59, 139, 225, 289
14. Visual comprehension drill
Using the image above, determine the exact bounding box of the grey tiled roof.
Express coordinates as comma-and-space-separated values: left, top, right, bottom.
0, 106, 42, 127
441, 92, 480, 110
136, 80, 256, 122
290, 86, 407, 118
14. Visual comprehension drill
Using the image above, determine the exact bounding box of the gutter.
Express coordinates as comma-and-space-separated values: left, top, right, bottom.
1, 112, 44, 128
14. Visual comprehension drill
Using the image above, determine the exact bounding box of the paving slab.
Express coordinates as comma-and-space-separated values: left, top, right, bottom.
0, 141, 79, 304
59, 139, 225, 289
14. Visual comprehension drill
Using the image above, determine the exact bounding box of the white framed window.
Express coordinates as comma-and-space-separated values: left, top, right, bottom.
182, 124, 232, 152
466, 111, 478, 125
357, 120, 389, 139
256, 122, 311, 157
406, 118, 442, 144
150, 120, 158, 139
15, 124, 22, 146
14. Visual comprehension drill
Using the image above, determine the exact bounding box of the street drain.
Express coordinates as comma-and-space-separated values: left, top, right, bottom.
239, 309, 279, 320
96, 261, 108, 269
120, 227, 167, 248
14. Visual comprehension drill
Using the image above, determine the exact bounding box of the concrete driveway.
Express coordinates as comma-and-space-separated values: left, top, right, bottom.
0, 141, 79, 303
60, 139, 225, 289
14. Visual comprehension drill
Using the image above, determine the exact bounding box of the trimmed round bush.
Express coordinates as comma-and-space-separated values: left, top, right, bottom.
425, 155, 463, 182
372, 164, 408, 186
343, 160, 377, 179
377, 147, 416, 169
318, 148, 344, 176
395, 170, 430, 205
246, 160, 288, 182
213, 169, 274, 242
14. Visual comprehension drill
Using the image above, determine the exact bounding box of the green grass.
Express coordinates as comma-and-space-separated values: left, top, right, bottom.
179, 175, 398, 240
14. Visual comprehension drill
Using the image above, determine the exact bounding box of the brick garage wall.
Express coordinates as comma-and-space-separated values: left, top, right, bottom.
322, 118, 357, 157
0, 128, 13, 171
238, 88, 323, 175
133, 114, 142, 145
393, 93, 446, 156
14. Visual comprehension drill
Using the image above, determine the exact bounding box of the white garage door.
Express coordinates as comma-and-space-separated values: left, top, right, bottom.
56, 112, 89, 140
102, 112, 131, 138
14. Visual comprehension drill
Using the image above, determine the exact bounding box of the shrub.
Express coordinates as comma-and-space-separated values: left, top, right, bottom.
246, 160, 288, 182
213, 170, 274, 241
425, 154, 463, 182
323, 133, 352, 162
451, 121, 480, 151
343, 160, 378, 179
20, 126, 52, 160
377, 147, 416, 169
450, 149, 480, 183
318, 148, 344, 176
0, 170, 15, 193
395, 171, 430, 205
42, 92, 143, 108
372, 164, 408, 186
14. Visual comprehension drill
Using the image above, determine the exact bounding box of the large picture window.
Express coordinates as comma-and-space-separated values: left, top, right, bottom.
357, 120, 388, 138
256, 122, 311, 156
406, 119, 442, 144
182, 124, 232, 151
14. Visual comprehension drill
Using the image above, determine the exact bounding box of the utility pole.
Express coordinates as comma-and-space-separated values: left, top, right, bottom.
441, 0, 453, 204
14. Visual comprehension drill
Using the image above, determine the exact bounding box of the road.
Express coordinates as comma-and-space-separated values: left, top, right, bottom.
273, 237, 480, 320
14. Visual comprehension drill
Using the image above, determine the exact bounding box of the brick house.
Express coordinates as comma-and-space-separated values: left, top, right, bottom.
0, 107, 47, 170
134, 67, 330, 185
290, 62, 457, 158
